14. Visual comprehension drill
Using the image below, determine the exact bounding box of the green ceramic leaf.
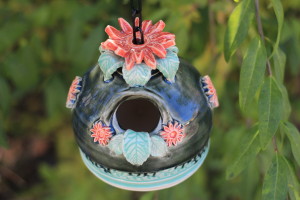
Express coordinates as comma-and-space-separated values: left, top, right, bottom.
108, 134, 124, 155
122, 130, 151, 166
156, 47, 180, 82
258, 77, 283, 149
282, 121, 300, 166
150, 135, 168, 157
98, 51, 124, 81
226, 129, 261, 179
122, 63, 152, 87
262, 154, 288, 200
270, 0, 284, 58
239, 38, 267, 111
224, 0, 254, 61
167, 46, 179, 54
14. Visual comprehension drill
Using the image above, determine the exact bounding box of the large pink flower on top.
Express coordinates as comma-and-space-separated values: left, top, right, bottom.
101, 18, 176, 70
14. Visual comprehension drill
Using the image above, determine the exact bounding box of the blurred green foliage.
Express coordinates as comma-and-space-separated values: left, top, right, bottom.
0, 0, 300, 199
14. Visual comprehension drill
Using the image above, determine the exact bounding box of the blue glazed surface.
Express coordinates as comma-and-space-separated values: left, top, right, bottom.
72, 59, 212, 172
80, 141, 209, 191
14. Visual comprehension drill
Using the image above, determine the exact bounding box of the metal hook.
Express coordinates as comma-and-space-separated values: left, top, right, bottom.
131, 0, 144, 44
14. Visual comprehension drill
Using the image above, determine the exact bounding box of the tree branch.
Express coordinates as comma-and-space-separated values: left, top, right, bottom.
254, 0, 272, 76
255, 0, 278, 153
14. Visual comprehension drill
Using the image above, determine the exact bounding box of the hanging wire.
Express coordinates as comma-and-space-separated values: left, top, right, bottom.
131, 0, 144, 44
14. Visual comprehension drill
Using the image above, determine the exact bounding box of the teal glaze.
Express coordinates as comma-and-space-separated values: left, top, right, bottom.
80, 141, 209, 191
122, 130, 151, 166
109, 130, 169, 166
69, 58, 216, 191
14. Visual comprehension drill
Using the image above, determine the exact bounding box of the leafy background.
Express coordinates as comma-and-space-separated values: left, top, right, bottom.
0, 0, 300, 199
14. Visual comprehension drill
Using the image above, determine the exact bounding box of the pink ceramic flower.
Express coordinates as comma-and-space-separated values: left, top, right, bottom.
90, 121, 113, 146
202, 75, 219, 108
160, 121, 185, 147
101, 18, 176, 70
66, 76, 82, 108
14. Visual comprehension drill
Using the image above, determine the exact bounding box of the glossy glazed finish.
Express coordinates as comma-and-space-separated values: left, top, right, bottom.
80, 142, 209, 191
101, 18, 176, 70
72, 59, 212, 172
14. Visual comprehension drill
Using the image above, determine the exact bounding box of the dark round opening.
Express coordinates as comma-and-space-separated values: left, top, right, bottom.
116, 98, 161, 132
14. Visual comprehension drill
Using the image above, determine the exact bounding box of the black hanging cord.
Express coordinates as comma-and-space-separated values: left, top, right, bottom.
131, 0, 144, 44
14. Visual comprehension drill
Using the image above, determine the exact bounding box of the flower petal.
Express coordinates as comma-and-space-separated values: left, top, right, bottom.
115, 47, 128, 57
101, 39, 118, 51
164, 126, 171, 132
148, 20, 165, 34
105, 25, 125, 40
142, 20, 153, 34
125, 53, 135, 70
154, 32, 176, 41
133, 50, 145, 64
143, 49, 157, 69
148, 43, 167, 58
118, 18, 133, 34
162, 40, 176, 49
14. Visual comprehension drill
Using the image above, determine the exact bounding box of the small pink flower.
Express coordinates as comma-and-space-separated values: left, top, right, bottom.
90, 121, 113, 146
202, 75, 219, 108
101, 18, 176, 70
66, 76, 82, 108
160, 121, 185, 146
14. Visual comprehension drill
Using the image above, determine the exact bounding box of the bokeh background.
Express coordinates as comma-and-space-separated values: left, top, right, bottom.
0, 0, 299, 199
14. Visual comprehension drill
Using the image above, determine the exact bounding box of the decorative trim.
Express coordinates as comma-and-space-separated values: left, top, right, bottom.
66, 76, 82, 109
90, 120, 114, 146
79, 141, 209, 191
201, 75, 219, 109
160, 121, 185, 146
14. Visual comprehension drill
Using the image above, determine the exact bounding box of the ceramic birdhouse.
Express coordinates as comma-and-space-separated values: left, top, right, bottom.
66, 16, 219, 191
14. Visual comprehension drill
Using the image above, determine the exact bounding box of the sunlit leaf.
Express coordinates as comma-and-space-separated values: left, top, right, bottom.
283, 157, 300, 200
282, 121, 300, 166
258, 77, 283, 149
262, 154, 288, 200
226, 129, 261, 179
278, 84, 291, 121
224, 0, 254, 61
273, 49, 290, 119
273, 48, 286, 83
270, 0, 284, 58
239, 38, 267, 111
